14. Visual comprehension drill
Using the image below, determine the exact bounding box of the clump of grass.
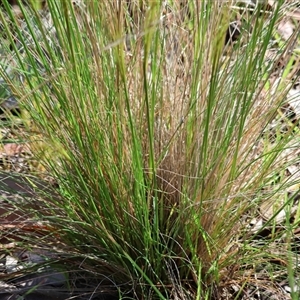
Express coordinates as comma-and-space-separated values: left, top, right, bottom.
0, 0, 299, 299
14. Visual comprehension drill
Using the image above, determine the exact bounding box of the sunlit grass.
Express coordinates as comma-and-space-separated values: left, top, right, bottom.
0, 0, 299, 299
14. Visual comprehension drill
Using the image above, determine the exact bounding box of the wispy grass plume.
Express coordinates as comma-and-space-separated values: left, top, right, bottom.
0, 0, 299, 299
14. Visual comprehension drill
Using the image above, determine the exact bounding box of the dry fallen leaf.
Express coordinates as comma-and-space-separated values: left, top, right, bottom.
1, 143, 31, 157
277, 20, 295, 40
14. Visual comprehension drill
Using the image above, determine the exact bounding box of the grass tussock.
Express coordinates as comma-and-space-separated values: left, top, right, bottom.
0, 0, 300, 299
